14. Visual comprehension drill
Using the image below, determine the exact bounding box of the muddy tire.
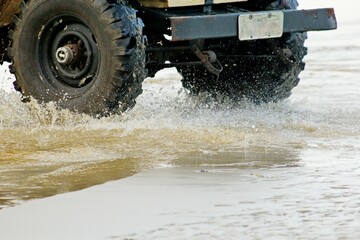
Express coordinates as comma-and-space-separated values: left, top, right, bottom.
178, 0, 307, 103
9, 0, 146, 116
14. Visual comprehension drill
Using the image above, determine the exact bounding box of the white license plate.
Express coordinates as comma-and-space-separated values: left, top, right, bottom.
238, 11, 284, 41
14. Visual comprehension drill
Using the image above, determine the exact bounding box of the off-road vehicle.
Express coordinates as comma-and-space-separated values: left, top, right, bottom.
0, 0, 337, 116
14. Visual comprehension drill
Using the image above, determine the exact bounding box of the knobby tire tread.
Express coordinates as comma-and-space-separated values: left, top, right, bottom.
9, 0, 145, 116
178, 0, 307, 104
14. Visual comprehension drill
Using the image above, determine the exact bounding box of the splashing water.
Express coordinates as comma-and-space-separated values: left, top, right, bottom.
0, 1, 360, 238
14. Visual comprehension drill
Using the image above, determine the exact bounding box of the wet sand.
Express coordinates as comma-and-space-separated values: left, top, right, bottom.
1, 162, 359, 240
1, 1, 360, 239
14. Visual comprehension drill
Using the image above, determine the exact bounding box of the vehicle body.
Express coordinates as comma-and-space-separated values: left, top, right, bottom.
0, 0, 337, 116
0, 0, 21, 26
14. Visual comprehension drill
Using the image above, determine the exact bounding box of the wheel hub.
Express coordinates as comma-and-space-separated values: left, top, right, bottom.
56, 46, 74, 64
38, 18, 99, 88
55, 42, 86, 65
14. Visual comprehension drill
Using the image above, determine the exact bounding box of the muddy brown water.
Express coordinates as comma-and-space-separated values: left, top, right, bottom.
0, 1, 360, 239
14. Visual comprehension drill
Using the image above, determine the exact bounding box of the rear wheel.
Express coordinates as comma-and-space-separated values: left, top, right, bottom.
9, 0, 145, 116
178, 0, 307, 103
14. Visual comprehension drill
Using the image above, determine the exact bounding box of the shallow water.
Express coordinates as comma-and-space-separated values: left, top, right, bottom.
0, 1, 360, 239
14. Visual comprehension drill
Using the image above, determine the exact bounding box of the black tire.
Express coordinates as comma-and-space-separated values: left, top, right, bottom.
0, 28, 11, 64
178, 0, 307, 103
9, 0, 146, 116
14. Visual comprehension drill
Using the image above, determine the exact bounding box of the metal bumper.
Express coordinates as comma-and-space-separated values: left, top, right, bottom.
170, 8, 337, 41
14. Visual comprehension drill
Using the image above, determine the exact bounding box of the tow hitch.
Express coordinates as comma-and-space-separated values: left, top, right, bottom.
192, 45, 223, 76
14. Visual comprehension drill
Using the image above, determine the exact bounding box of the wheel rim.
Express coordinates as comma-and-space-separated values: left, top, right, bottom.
37, 15, 99, 92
